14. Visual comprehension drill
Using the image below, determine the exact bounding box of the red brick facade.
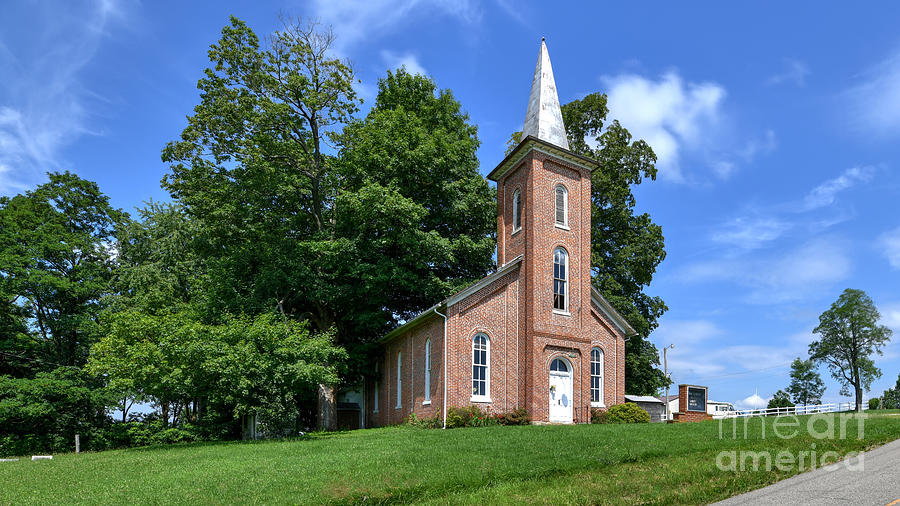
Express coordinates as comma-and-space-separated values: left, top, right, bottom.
366, 140, 631, 426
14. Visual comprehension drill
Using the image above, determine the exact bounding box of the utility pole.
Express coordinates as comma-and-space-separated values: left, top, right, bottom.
663, 344, 674, 422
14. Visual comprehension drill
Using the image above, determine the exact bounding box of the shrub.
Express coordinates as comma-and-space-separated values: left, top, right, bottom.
869, 398, 881, 410
494, 407, 530, 426
446, 406, 497, 428
592, 403, 650, 424
590, 408, 608, 424
405, 412, 441, 429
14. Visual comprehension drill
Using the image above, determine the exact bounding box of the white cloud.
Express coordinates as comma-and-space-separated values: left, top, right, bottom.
711, 216, 792, 250
678, 237, 851, 303
380, 50, 427, 76
846, 51, 900, 136
802, 166, 875, 211
651, 319, 814, 391
738, 391, 768, 410
602, 71, 726, 182
765, 58, 810, 87
0, 0, 129, 194
882, 303, 900, 328
709, 164, 874, 253
311, 0, 482, 53
879, 227, 900, 269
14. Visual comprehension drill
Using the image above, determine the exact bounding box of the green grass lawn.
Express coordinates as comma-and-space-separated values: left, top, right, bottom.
2, 411, 899, 505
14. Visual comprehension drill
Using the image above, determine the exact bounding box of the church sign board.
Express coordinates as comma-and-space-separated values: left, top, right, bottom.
687, 386, 707, 412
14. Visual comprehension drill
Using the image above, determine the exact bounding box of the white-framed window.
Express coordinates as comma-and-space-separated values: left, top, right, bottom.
471, 333, 490, 401
553, 247, 568, 312
512, 189, 522, 232
424, 339, 431, 403
550, 358, 569, 373
555, 184, 568, 227
396, 351, 402, 409
590, 347, 604, 406
373, 361, 380, 413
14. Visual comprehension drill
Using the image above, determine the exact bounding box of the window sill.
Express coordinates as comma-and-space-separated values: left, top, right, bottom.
511, 227, 522, 237
470, 395, 492, 403
552, 309, 571, 317
395, 406, 401, 410
555, 223, 570, 231
590, 402, 606, 408
422, 400, 431, 406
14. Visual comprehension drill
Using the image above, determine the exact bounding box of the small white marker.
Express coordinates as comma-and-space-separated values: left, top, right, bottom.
31, 455, 53, 461
0, 458, 19, 462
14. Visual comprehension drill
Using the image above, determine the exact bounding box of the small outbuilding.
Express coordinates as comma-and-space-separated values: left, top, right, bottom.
624, 394, 666, 423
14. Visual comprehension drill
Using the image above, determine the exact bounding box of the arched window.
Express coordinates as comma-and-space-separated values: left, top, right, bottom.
555, 184, 568, 227
472, 334, 490, 401
591, 348, 604, 406
512, 189, 522, 232
553, 247, 568, 312
396, 351, 402, 409
373, 361, 380, 413
424, 339, 431, 403
550, 358, 569, 372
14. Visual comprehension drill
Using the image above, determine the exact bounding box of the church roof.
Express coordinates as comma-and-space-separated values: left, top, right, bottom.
381, 255, 638, 343
380, 255, 524, 343
522, 38, 569, 150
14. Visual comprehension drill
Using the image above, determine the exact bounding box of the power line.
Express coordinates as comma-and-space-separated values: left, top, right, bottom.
684, 360, 794, 382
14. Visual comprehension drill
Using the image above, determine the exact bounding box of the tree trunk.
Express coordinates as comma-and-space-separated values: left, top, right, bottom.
856, 385, 864, 412
161, 401, 169, 427
318, 384, 336, 431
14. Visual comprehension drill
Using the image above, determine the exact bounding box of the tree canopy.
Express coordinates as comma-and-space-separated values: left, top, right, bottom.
809, 288, 892, 411
786, 357, 825, 406
161, 16, 497, 382
0, 171, 126, 370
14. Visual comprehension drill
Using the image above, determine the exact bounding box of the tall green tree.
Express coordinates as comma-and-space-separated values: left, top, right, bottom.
338, 68, 496, 330
162, 16, 359, 325
161, 18, 496, 370
786, 357, 825, 406
0, 172, 126, 370
809, 288, 892, 411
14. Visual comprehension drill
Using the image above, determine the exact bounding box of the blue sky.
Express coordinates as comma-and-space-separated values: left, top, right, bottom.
3, 1, 900, 409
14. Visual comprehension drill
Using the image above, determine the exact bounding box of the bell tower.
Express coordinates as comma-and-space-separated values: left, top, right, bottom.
488, 38, 605, 421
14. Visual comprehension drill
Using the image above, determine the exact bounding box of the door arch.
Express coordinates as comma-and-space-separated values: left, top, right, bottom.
548, 357, 573, 423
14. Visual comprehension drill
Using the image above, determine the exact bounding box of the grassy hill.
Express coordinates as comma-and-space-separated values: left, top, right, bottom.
2, 412, 899, 504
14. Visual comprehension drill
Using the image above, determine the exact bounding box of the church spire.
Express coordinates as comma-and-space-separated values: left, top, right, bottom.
522, 38, 569, 150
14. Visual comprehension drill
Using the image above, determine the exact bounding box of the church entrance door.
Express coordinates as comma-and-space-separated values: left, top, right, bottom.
548, 358, 573, 423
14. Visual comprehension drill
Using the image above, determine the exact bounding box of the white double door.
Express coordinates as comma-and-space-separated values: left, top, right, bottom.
549, 368, 573, 423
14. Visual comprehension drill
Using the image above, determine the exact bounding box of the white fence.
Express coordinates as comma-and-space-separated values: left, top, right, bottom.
715, 402, 869, 419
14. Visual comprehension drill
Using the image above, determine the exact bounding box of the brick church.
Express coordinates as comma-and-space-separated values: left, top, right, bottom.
366, 40, 636, 426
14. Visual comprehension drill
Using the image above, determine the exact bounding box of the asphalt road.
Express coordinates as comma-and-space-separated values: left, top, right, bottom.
716, 438, 900, 505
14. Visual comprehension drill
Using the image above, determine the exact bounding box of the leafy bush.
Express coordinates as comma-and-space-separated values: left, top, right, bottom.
0, 368, 111, 456
405, 412, 442, 429
868, 398, 881, 410
592, 403, 650, 424
446, 406, 497, 428
494, 407, 530, 426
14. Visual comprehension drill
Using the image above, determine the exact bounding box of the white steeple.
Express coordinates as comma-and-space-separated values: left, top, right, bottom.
522, 38, 569, 150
